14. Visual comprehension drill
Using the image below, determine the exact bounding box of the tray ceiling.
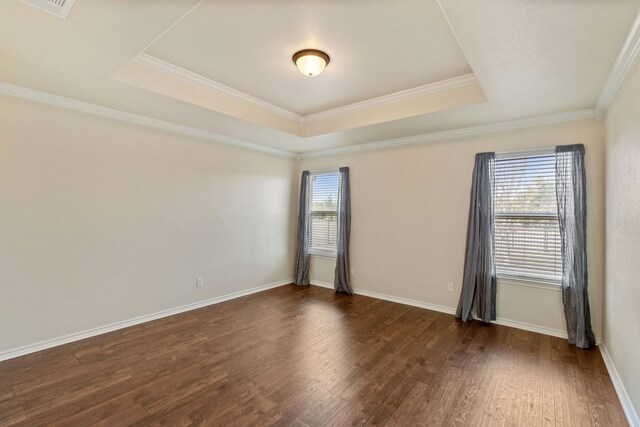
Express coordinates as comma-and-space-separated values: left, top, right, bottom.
143, 0, 473, 116
113, 0, 486, 137
1, 0, 639, 153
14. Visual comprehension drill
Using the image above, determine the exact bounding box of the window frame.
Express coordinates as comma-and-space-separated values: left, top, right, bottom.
494, 148, 562, 286
308, 169, 340, 258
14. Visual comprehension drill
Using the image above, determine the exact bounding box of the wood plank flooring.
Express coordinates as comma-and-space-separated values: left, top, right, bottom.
0, 284, 627, 426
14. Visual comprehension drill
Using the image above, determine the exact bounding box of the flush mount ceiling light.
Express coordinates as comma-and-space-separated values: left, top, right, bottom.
292, 49, 330, 77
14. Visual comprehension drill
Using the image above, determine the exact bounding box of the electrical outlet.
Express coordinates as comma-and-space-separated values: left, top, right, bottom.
350, 267, 354, 275
447, 282, 454, 292
196, 277, 204, 287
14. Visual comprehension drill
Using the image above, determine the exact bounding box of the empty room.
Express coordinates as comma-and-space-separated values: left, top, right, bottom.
1, 0, 639, 425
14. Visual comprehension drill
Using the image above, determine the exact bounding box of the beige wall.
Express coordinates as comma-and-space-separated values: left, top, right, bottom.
300, 119, 605, 338
604, 57, 640, 419
0, 92, 610, 364
0, 95, 296, 353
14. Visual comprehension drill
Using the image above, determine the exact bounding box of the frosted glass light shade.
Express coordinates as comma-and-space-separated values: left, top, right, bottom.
292, 49, 330, 77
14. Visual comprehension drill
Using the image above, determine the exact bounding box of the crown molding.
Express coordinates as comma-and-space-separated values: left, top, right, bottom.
299, 109, 598, 158
0, 81, 296, 158
132, 54, 478, 127
0, 82, 598, 161
133, 53, 304, 123
303, 73, 478, 123
596, 12, 640, 116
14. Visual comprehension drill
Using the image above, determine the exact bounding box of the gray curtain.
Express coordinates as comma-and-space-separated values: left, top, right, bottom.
456, 152, 496, 322
294, 171, 310, 286
555, 144, 595, 348
334, 167, 353, 294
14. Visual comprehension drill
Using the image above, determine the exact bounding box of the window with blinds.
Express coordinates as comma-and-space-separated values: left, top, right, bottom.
495, 152, 562, 283
309, 171, 340, 255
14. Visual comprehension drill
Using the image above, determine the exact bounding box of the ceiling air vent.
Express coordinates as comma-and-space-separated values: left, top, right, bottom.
20, 0, 76, 19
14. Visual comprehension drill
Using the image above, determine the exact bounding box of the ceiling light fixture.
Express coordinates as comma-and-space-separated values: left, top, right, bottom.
292, 49, 330, 77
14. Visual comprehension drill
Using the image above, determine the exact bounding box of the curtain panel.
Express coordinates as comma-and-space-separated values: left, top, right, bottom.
456, 152, 496, 322
294, 171, 310, 286
555, 144, 595, 348
334, 167, 353, 294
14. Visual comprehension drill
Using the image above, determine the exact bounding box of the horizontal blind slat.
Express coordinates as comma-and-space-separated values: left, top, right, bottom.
309, 172, 340, 251
494, 153, 562, 281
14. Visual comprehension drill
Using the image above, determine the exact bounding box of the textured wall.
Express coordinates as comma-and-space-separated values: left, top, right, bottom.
0, 95, 296, 353
301, 119, 605, 338
604, 57, 640, 421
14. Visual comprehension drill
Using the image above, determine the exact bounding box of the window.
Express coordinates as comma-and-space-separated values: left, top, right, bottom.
309, 171, 340, 256
495, 151, 562, 283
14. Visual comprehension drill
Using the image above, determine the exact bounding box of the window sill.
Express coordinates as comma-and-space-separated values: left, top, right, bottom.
497, 275, 562, 291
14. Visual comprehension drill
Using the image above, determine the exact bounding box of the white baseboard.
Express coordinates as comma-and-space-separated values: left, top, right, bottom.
600, 344, 640, 427
310, 280, 334, 289
309, 280, 601, 344
311, 280, 455, 315
355, 287, 456, 316
0, 279, 293, 362
311, 281, 635, 424
493, 317, 568, 340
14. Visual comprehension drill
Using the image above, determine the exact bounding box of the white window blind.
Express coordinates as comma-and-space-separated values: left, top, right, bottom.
495, 152, 562, 282
309, 171, 340, 255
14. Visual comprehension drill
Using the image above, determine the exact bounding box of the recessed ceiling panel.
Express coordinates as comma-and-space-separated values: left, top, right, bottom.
144, 0, 473, 116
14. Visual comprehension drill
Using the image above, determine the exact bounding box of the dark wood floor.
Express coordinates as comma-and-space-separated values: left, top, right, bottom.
0, 285, 627, 426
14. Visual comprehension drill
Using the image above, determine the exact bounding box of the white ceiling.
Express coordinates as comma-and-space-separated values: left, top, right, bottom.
145, 0, 472, 116
1, 0, 639, 154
